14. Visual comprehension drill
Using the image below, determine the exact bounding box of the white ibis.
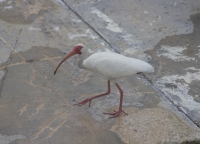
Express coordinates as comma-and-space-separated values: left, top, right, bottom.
54, 43, 154, 118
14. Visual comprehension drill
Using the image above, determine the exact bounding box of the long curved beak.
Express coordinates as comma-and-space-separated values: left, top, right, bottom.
54, 50, 76, 75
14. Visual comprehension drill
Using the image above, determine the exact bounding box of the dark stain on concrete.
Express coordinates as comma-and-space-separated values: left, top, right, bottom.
181, 140, 200, 144
165, 83, 177, 89
147, 12, 200, 94
146, 13, 200, 126
147, 13, 200, 78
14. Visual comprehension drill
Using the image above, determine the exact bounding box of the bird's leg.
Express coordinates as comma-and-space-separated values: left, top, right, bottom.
74, 81, 110, 107
103, 83, 128, 118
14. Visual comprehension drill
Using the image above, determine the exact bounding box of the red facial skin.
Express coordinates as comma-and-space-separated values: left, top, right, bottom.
54, 45, 83, 75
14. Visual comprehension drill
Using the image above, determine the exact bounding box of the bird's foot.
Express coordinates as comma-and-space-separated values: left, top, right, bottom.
73, 98, 93, 107
103, 109, 128, 119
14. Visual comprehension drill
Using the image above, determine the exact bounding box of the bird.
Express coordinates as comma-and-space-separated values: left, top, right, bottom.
54, 43, 154, 118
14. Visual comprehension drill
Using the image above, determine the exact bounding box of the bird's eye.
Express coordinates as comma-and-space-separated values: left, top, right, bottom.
77, 46, 82, 51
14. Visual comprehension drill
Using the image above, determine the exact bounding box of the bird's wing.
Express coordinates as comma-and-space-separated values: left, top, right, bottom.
83, 52, 154, 80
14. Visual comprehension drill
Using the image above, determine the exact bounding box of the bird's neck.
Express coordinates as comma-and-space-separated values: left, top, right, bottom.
77, 49, 88, 69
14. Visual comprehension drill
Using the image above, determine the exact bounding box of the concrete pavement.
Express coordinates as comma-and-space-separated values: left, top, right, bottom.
0, 0, 200, 143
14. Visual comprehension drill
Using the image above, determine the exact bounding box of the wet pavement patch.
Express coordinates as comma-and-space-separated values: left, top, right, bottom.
146, 13, 200, 127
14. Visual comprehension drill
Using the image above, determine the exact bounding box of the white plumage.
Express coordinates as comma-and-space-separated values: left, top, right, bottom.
54, 43, 154, 118
83, 52, 154, 80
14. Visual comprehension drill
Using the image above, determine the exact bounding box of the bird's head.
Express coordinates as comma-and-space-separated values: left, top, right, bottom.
54, 43, 85, 75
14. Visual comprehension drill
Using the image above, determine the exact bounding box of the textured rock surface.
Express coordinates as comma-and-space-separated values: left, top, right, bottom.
111, 108, 200, 144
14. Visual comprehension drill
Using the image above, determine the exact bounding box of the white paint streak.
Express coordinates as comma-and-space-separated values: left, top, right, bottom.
3, 6, 12, 10
68, 29, 98, 40
88, 48, 94, 53
185, 67, 200, 71
157, 45, 195, 61
196, 46, 200, 58
124, 48, 137, 55
91, 7, 143, 55
155, 67, 200, 111
179, 72, 200, 83
68, 34, 87, 40
53, 26, 60, 31
150, 20, 156, 26
100, 42, 105, 46
29, 26, 41, 31
0, 134, 26, 144
91, 7, 123, 33
196, 53, 200, 58
72, 18, 82, 23
105, 48, 111, 52
122, 34, 142, 48
86, 29, 98, 40
0, 0, 6, 3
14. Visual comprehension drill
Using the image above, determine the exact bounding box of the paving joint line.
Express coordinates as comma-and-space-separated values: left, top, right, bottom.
13, 28, 22, 49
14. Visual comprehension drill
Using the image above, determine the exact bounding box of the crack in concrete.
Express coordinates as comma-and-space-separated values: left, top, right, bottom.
35, 103, 44, 114
13, 28, 22, 49
0, 61, 27, 70
19, 103, 28, 116
82, 119, 96, 139
46, 117, 71, 139
30, 107, 73, 141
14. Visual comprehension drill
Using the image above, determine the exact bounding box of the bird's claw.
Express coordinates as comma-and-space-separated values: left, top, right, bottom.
73, 98, 92, 107
103, 109, 128, 118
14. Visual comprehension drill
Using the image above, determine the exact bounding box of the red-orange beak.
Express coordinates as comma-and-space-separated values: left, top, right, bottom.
54, 49, 76, 75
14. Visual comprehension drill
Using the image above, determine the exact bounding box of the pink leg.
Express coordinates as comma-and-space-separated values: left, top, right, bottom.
74, 81, 110, 107
103, 83, 128, 118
